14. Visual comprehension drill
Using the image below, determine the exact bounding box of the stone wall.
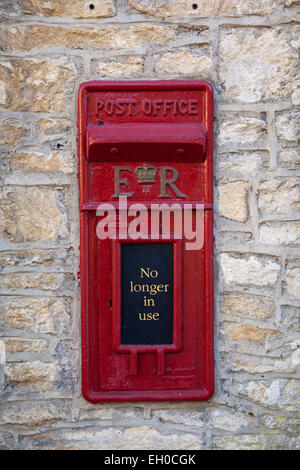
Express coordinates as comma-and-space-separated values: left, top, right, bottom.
0, 0, 299, 450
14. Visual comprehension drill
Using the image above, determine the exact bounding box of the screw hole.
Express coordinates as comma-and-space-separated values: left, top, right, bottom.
192, 3, 198, 9
89, 4, 95, 10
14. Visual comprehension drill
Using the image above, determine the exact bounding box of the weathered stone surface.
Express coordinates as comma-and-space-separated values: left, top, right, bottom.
0, 0, 18, 13
0, 272, 73, 292
217, 151, 266, 175
79, 407, 140, 421
219, 113, 267, 148
285, 266, 300, 299
281, 305, 300, 332
212, 433, 299, 450
232, 359, 275, 374
21, 426, 203, 450
0, 58, 76, 113
0, 248, 73, 269
1, 401, 71, 429
276, 109, 300, 146
4, 338, 47, 354
219, 26, 300, 103
11, 151, 74, 174
258, 178, 300, 216
128, 0, 281, 17
285, 0, 300, 6
152, 407, 250, 432
259, 222, 300, 245
220, 253, 281, 287
278, 148, 300, 169
0, 24, 175, 52
35, 118, 71, 136
0, 297, 71, 335
225, 324, 282, 343
19, 0, 116, 17
0, 187, 68, 243
218, 181, 248, 222
221, 294, 273, 319
218, 231, 253, 247
245, 379, 300, 411
4, 361, 58, 391
0, 119, 27, 146
91, 57, 144, 78
0, 432, 18, 450
154, 49, 213, 77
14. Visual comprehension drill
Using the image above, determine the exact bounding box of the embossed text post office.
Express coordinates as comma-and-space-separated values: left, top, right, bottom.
78, 81, 214, 402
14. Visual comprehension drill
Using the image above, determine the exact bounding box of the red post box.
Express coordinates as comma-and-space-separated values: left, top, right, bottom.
78, 81, 214, 402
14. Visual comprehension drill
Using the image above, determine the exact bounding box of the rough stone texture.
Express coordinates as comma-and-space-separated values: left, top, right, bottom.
217, 151, 266, 176
0, 58, 76, 113
154, 49, 213, 78
219, 26, 300, 103
225, 324, 282, 343
91, 57, 144, 78
35, 118, 72, 136
220, 254, 281, 287
0, 401, 72, 429
221, 294, 273, 319
19, 0, 116, 18
11, 151, 74, 174
218, 112, 267, 149
0, 298, 71, 335
4, 338, 47, 354
0, 24, 175, 52
276, 109, 300, 146
258, 178, 300, 216
278, 148, 300, 169
128, 0, 282, 17
21, 426, 203, 450
259, 222, 300, 245
0, 119, 27, 146
0, 0, 299, 452
218, 181, 248, 222
0, 187, 68, 243
284, 265, 300, 300
4, 361, 58, 392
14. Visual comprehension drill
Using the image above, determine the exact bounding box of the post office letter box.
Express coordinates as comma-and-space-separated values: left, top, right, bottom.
78, 81, 214, 402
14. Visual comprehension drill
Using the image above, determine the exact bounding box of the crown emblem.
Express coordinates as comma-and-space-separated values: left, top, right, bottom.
135, 164, 157, 184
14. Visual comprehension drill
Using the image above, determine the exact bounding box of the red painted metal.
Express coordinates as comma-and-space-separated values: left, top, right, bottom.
78, 80, 214, 402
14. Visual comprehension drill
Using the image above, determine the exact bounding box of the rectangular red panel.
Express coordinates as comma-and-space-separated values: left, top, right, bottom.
78, 81, 214, 402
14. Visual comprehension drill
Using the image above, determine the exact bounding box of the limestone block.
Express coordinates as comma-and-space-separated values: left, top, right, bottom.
219, 26, 300, 103
220, 253, 280, 287
4, 361, 58, 391
128, 0, 281, 17
258, 178, 300, 216
276, 109, 300, 146
0, 58, 76, 113
219, 112, 267, 148
218, 181, 248, 222
0, 119, 27, 146
11, 151, 74, 174
259, 222, 300, 245
0, 297, 71, 335
19, 0, 116, 18
91, 57, 144, 78
221, 294, 273, 319
0, 24, 175, 52
0, 187, 68, 243
0, 401, 71, 429
154, 49, 213, 77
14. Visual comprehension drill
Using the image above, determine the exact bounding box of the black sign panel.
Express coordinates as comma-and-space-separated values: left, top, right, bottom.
121, 243, 173, 345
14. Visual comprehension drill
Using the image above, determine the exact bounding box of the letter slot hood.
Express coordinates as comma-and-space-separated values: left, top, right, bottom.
86, 122, 207, 162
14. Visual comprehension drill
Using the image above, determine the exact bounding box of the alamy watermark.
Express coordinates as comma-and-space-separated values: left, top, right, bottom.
96, 196, 204, 250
